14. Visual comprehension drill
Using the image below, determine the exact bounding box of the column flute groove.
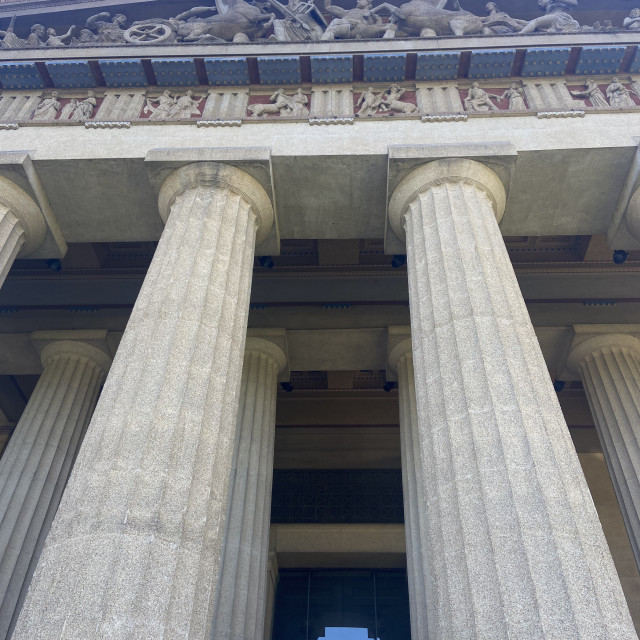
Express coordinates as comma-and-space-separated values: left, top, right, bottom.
568, 333, 640, 574
13, 162, 274, 640
389, 157, 637, 640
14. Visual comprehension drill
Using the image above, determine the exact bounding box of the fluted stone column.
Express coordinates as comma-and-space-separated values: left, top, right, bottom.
388, 337, 429, 640
0, 176, 46, 287
212, 336, 287, 640
388, 158, 637, 640
568, 333, 640, 573
0, 336, 111, 639
13, 162, 274, 640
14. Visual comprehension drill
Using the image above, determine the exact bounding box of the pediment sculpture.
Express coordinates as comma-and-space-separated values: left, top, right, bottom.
0, 0, 635, 47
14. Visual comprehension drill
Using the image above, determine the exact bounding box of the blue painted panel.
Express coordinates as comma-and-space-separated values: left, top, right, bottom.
521, 47, 571, 77
575, 46, 626, 75
257, 57, 301, 85
468, 49, 515, 79
630, 47, 640, 74
151, 58, 199, 87
415, 52, 460, 81
46, 61, 95, 88
310, 55, 352, 84
204, 57, 250, 86
99, 59, 147, 88
0, 62, 44, 90
363, 54, 406, 83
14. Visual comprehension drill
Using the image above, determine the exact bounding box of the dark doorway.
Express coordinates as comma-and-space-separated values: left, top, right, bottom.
272, 569, 411, 640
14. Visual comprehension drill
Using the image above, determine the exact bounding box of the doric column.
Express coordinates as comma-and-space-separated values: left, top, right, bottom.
212, 335, 287, 640
567, 332, 640, 572
0, 176, 46, 287
13, 162, 274, 640
388, 158, 637, 639
387, 336, 428, 640
0, 335, 111, 639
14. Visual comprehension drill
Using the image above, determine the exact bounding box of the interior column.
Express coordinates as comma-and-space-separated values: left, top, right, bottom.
211, 335, 287, 640
388, 157, 637, 639
568, 333, 640, 572
388, 336, 429, 640
0, 335, 111, 639
13, 162, 274, 640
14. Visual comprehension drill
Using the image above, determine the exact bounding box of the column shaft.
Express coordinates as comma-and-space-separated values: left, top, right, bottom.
211, 338, 285, 640
389, 158, 637, 640
569, 335, 640, 571
0, 340, 110, 639
13, 163, 273, 640
390, 341, 429, 640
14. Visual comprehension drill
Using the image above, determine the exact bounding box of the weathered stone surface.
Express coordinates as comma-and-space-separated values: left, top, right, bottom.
212, 335, 287, 640
568, 332, 640, 574
388, 157, 638, 639
0, 336, 110, 639
13, 162, 273, 640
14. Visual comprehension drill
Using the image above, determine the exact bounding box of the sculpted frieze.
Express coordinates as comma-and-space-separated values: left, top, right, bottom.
2, 77, 640, 127
569, 78, 640, 109
0, 0, 634, 47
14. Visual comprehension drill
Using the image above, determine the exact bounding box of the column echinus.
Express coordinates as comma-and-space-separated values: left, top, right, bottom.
388, 157, 638, 639
13, 162, 274, 640
211, 335, 287, 640
567, 332, 640, 572
387, 336, 429, 640
0, 334, 111, 639
0, 175, 46, 287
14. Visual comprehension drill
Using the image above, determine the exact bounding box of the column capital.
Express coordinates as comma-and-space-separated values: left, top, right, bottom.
31, 330, 112, 375
567, 331, 640, 376
0, 175, 46, 257
386, 326, 411, 381
388, 158, 507, 241
158, 162, 274, 245
245, 336, 288, 381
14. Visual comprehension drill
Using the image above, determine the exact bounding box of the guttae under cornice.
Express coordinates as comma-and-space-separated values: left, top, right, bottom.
2, 38, 640, 89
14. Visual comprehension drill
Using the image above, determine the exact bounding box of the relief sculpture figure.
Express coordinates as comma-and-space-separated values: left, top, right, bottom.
368, 0, 483, 38
271, 0, 326, 41
520, 0, 580, 34
356, 88, 385, 116
624, 8, 640, 31
60, 91, 97, 121
496, 83, 527, 110
482, 2, 528, 34
464, 82, 500, 112
379, 85, 418, 114
606, 78, 638, 109
85, 12, 128, 43
45, 26, 75, 47
570, 79, 609, 109
321, 0, 395, 41
32, 92, 60, 120
247, 88, 308, 117
144, 90, 177, 120
168, 90, 204, 118
0, 19, 45, 49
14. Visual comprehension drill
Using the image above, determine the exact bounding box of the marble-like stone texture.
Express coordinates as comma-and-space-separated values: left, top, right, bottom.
388, 337, 429, 640
211, 336, 286, 640
0, 176, 46, 288
13, 162, 274, 640
0, 338, 110, 639
568, 333, 640, 574
388, 158, 638, 639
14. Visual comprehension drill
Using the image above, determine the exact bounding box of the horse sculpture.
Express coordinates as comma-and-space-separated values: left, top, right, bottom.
369, 0, 483, 37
